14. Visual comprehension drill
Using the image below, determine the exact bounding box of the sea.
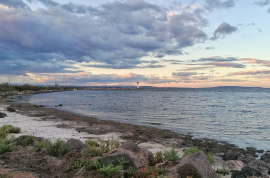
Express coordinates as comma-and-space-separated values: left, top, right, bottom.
16, 87, 270, 150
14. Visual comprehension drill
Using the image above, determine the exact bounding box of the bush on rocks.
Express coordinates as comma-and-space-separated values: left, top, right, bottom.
45, 139, 70, 157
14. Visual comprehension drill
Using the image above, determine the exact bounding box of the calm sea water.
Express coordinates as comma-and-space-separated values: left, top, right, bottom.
17, 88, 270, 150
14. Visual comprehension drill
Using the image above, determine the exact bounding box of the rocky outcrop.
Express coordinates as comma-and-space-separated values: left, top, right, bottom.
7, 107, 16, 112
177, 151, 218, 178
223, 151, 239, 161
231, 167, 262, 178
0, 112, 7, 118
100, 150, 138, 170
66, 138, 85, 151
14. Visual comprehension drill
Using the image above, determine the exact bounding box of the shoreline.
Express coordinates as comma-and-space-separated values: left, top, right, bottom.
1, 91, 270, 177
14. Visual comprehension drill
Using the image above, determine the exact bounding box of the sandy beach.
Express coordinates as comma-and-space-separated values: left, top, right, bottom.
0, 93, 270, 177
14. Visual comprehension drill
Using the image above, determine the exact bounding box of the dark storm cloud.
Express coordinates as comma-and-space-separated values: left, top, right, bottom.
0, 0, 28, 8
211, 22, 238, 40
0, 0, 209, 70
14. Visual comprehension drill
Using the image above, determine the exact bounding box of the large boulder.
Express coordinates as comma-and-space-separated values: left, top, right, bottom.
121, 142, 140, 152
177, 151, 218, 178
7, 107, 16, 112
223, 152, 238, 161
66, 138, 85, 151
100, 147, 153, 171
100, 151, 137, 170
0, 112, 7, 118
261, 153, 270, 163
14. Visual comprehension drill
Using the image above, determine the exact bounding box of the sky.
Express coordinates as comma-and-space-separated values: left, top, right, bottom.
0, 0, 269, 88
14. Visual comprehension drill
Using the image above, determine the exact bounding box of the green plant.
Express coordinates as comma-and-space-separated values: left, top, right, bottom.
216, 163, 230, 176
154, 151, 164, 164
0, 138, 13, 154
98, 161, 123, 177
0, 125, 20, 136
207, 152, 215, 164
64, 156, 90, 173
86, 158, 101, 171
86, 138, 120, 157
45, 139, 70, 157
163, 148, 179, 161
100, 138, 120, 153
140, 166, 165, 178
126, 167, 137, 177
35, 140, 49, 148
184, 147, 200, 155
85, 139, 99, 147
17, 135, 35, 147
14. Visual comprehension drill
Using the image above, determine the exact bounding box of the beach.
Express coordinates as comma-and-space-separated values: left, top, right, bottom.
0, 92, 270, 177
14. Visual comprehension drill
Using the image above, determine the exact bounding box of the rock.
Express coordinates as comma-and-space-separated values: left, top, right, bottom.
231, 170, 247, 178
66, 138, 85, 151
121, 142, 140, 152
177, 151, 218, 178
7, 107, 16, 112
58, 104, 63, 107
223, 152, 238, 161
0, 112, 7, 118
261, 153, 270, 163
100, 151, 137, 170
142, 148, 154, 166
226, 160, 244, 171
241, 167, 262, 177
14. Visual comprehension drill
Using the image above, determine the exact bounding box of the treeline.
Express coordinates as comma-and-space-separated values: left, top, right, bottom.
0, 83, 71, 93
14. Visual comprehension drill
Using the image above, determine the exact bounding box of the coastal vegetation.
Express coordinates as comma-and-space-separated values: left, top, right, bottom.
0, 82, 74, 93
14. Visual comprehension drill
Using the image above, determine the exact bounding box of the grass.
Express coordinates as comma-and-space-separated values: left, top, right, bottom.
98, 161, 123, 177
184, 147, 215, 164
0, 125, 21, 139
154, 148, 180, 164
85, 138, 120, 157
45, 139, 70, 157
163, 148, 179, 161
0, 138, 13, 154
17, 135, 35, 147
184, 147, 200, 155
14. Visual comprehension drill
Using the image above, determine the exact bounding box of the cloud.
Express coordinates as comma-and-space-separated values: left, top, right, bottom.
0, 0, 28, 8
228, 70, 270, 76
194, 57, 238, 62
254, 0, 270, 12
254, 0, 270, 6
172, 72, 197, 77
204, 0, 236, 11
211, 22, 238, 40
239, 58, 270, 67
205, 47, 215, 50
201, 61, 245, 68
0, 0, 209, 70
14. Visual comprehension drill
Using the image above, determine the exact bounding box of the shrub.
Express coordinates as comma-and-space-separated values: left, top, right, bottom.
154, 151, 164, 164
98, 161, 123, 177
163, 148, 179, 161
184, 147, 200, 155
184, 147, 215, 164
35, 139, 50, 148
0, 125, 21, 134
140, 166, 165, 177
86, 158, 101, 171
17, 135, 35, 147
207, 152, 215, 164
85, 138, 120, 157
85, 139, 99, 147
0, 138, 13, 154
100, 138, 120, 153
45, 139, 70, 157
